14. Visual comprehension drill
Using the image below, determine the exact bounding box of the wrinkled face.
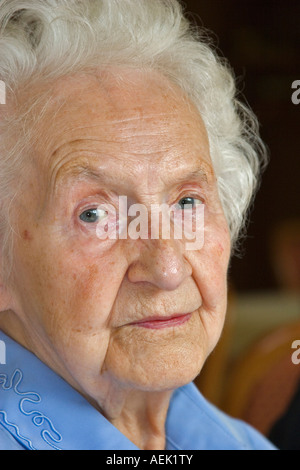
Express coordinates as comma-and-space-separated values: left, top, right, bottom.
8, 69, 231, 402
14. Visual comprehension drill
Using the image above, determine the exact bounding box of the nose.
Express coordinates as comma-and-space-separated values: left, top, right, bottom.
127, 238, 192, 291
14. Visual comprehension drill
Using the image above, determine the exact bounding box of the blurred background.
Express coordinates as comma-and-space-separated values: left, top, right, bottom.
183, 0, 300, 449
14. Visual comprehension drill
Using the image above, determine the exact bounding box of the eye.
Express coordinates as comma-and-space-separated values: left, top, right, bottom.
177, 196, 203, 210
79, 208, 107, 223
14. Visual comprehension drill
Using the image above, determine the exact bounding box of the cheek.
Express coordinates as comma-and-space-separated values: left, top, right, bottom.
51, 257, 121, 332
13, 233, 123, 333
191, 223, 231, 310
69, 263, 116, 327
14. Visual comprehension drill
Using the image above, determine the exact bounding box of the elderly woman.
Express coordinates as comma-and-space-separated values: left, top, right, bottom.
0, 0, 275, 450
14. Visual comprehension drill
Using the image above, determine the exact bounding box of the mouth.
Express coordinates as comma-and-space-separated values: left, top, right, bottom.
129, 312, 192, 330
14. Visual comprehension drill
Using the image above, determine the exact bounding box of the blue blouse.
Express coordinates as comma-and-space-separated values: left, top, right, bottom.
0, 331, 276, 450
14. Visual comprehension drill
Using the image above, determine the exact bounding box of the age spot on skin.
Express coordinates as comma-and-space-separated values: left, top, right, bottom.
217, 243, 224, 256
22, 229, 33, 241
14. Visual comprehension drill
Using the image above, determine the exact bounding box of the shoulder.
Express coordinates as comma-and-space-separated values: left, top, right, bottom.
167, 383, 277, 450
0, 424, 25, 450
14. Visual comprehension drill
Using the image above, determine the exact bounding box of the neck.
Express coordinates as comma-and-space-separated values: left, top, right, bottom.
101, 385, 173, 450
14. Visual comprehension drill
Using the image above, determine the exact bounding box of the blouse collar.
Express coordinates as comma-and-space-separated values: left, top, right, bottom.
0, 331, 139, 450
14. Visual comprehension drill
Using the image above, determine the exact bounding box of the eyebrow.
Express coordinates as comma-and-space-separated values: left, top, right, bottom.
51, 158, 214, 195
173, 167, 212, 186
49, 159, 111, 195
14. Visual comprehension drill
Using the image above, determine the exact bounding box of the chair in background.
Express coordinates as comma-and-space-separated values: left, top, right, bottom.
222, 319, 300, 438
269, 218, 300, 294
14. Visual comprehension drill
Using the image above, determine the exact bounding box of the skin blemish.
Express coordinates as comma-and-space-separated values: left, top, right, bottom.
216, 242, 224, 257
87, 264, 99, 282
22, 230, 33, 241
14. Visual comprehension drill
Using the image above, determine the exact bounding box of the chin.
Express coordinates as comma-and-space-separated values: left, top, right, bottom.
105, 317, 210, 392
118, 350, 206, 393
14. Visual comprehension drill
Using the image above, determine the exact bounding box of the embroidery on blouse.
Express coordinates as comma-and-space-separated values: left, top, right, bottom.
0, 368, 63, 450
0, 410, 36, 449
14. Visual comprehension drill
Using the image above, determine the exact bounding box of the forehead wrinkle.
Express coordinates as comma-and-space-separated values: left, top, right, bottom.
100, 112, 178, 126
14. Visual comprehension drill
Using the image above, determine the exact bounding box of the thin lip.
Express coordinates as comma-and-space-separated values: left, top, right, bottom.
128, 312, 192, 327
